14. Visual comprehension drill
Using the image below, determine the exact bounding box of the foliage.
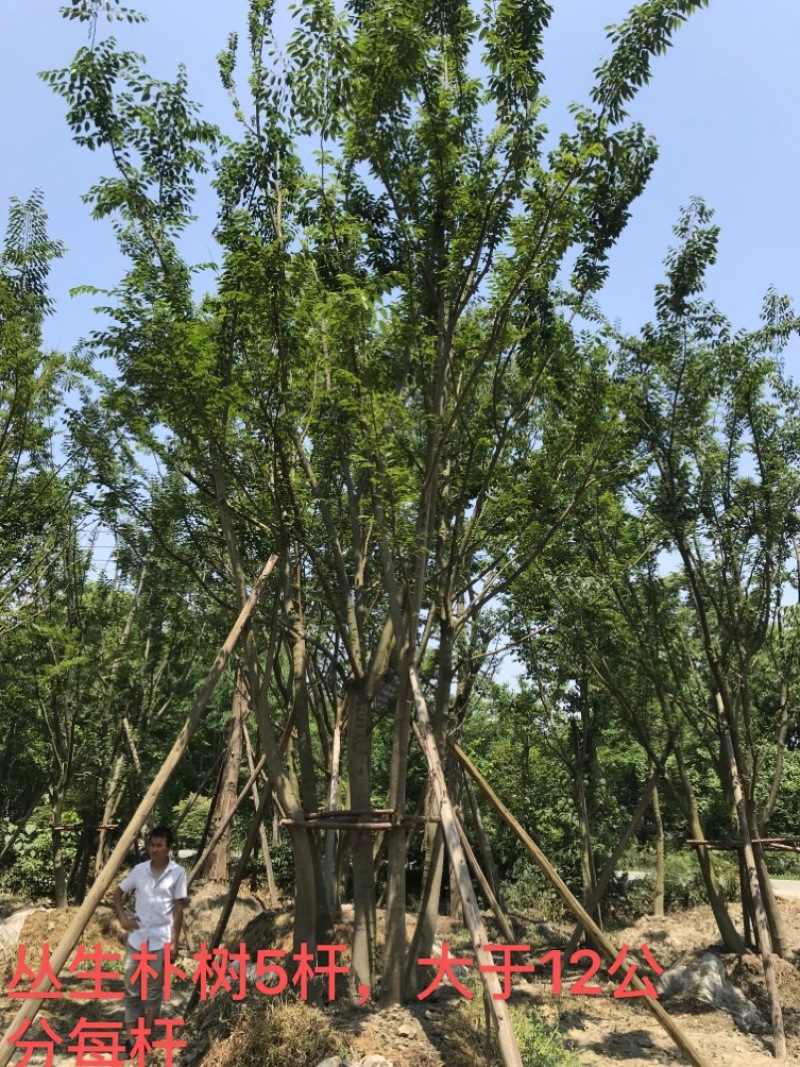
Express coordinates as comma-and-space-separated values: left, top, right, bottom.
3, 0, 793, 1015
1, 806, 78, 900
510, 1005, 582, 1067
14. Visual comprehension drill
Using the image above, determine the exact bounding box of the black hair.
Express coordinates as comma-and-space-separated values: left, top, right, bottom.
148, 825, 174, 848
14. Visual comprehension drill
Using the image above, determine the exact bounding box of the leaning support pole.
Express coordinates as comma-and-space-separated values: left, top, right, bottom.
0, 556, 279, 1067
452, 742, 713, 1067
408, 666, 524, 1067
454, 809, 515, 945
716, 694, 786, 1059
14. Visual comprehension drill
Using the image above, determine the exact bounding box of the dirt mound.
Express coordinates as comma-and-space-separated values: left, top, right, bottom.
0, 903, 121, 986
727, 954, 800, 1038
182, 881, 266, 952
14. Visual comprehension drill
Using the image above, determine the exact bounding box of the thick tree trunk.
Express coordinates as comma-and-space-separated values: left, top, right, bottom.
205, 669, 247, 881
753, 835, 789, 959
283, 567, 332, 944
406, 619, 454, 993
381, 663, 412, 1004
324, 705, 344, 917
348, 682, 376, 994
242, 723, 278, 907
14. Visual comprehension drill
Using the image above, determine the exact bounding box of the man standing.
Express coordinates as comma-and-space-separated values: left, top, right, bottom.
113, 826, 187, 1059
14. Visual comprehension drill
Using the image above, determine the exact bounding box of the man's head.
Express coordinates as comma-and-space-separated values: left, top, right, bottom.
148, 826, 174, 867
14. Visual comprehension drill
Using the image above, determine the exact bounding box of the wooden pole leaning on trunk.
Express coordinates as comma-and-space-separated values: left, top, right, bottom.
452, 742, 712, 1067
562, 736, 674, 959
454, 810, 515, 944
716, 693, 786, 1059
408, 665, 524, 1067
0, 556, 279, 1067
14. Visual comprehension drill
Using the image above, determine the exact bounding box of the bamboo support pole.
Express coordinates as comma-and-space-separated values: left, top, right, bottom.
463, 772, 504, 905
408, 666, 524, 1067
454, 810, 516, 944
278, 818, 431, 831
0, 556, 278, 1067
716, 694, 785, 1058
452, 742, 712, 1067
687, 838, 800, 850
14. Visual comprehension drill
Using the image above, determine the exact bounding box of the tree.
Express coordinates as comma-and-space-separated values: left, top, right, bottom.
42, 0, 711, 1005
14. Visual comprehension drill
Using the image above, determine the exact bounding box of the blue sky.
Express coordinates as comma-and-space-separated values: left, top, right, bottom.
2, 1, 799, 369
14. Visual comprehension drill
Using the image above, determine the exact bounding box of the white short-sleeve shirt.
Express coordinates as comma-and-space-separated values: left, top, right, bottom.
118, 858, 188, 951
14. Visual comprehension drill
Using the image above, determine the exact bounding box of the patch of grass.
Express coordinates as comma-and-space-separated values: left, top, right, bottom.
452, 975, 580, 1067
202, 998, 341, 1067
510, 1005, 582, 1067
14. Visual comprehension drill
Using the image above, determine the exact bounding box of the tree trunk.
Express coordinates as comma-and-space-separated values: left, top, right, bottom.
381, 663, 412, 1004
406, 618, 454, 993
94, 745, 126, 876
243, 722, 278, 907
717, 694, 785, 1059
753, 837, 789, 959
652, 779, 665, 917
324, 704, 344, 917
205, 669, 247, 881
51, 788, 68, 910
405, 779, 445, 997
284, 566, 332, 944
348, 682, 376, 994
673, 741, 745, 953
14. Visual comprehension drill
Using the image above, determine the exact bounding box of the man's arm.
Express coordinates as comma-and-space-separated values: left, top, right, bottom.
171, 898, 186, 948
113, 886, 140, 934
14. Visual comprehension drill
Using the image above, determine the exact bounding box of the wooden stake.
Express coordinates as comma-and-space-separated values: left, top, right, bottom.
408, 666, 524, 1067
0, 556, 278, 1067
452, 742, 713, 1067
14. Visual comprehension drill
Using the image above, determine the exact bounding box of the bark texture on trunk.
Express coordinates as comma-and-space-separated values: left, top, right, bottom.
205, 669, 247, 881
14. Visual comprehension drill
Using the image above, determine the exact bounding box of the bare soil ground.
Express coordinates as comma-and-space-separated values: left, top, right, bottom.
526, 900, 800, 1067
0, 888, 797, 1066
